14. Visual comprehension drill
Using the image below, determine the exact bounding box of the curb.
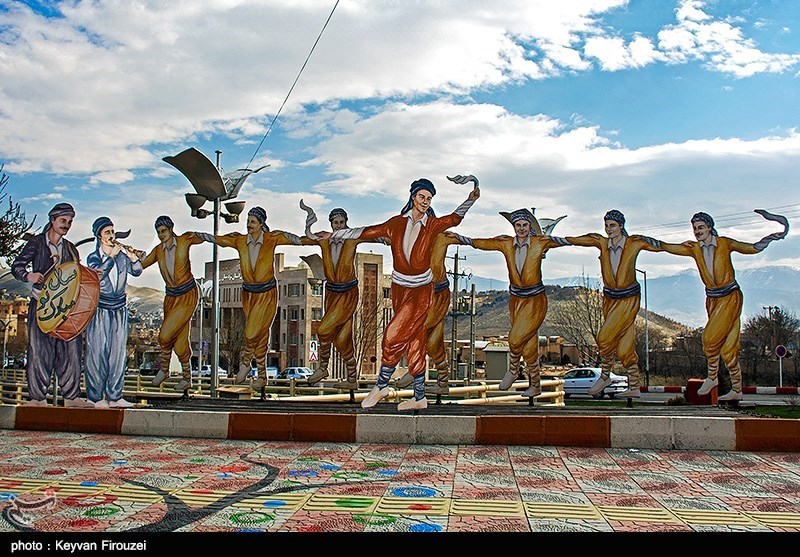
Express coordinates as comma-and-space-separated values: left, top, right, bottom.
639, 386, 800, 395
3, 405, 800, 451
742, 387, 800, 395
640, 386, 684, 393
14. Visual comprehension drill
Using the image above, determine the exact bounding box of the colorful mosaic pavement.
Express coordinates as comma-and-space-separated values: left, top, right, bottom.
1, 430, 800, 532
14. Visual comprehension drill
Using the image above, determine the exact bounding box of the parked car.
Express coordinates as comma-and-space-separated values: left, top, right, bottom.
561, 367, 628, 399
194, 365, 228, 378
138, 363, 158, 376
277, 367, 314, 381
246, 366, 279, 382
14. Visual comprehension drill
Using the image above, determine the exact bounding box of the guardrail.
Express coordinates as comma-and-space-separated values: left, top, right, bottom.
0, 368, 567, 406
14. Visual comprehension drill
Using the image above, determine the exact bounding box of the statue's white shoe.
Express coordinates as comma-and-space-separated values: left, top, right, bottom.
697, 377, 718, 396
397, 398, 428, 411
151, 370, 167, 387
64, 398, 95, 408
361, 386, 390, 408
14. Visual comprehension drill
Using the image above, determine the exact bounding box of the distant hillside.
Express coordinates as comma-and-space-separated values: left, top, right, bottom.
546, 265, 800, 327
449, 285, 686, 340
0, 267, 164, 315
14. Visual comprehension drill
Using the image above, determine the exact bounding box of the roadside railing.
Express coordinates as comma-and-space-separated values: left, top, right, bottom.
0, 367, 566, 406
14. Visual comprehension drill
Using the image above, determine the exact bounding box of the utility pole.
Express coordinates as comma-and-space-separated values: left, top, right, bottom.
468, 283, 476, 385
447, 248, 469, 380
763, 305, 779, 351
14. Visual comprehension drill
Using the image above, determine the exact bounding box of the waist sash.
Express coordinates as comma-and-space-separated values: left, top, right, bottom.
509, 282, 545, 298
433, 279, 450, 294
165, 279, 197, 297
603, 283, 641, 300
243, 278, 277, 294
705, 280, 740, 299
98, 294, 127, 311
326, 278, 358, 293
391, 268, 433, 288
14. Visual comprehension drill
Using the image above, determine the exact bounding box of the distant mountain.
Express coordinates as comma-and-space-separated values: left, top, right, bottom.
459, 274, 509, 293
449, 286, 686, 341
0, 267, 164, 315
545, 265, 800, 327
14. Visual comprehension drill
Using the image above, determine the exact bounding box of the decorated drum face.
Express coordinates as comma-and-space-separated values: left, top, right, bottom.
36, 261, 100, 341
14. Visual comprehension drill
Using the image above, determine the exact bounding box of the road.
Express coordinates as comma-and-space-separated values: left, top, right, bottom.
568, 391, 797, 406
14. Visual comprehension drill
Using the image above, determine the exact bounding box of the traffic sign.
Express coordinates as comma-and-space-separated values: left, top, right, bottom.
776, 345, 788, 359
309, 340, 319, 363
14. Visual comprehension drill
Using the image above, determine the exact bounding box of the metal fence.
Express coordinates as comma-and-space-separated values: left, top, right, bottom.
0, 367, 565, 407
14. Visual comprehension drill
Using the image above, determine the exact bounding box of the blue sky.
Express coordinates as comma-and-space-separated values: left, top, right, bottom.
1, 0, 799, 292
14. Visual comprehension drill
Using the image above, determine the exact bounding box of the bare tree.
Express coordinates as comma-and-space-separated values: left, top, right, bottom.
548, 273, 603, 365
352, 294, 388, 377
743, 307, 800, 387
220, 308, 246, 372
0, 165, 35, 266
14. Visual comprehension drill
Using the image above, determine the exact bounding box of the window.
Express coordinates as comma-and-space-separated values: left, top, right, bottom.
282, 333, 286, 345
312, 308, 323, 320
290, 333, 298, 345
383, 288, 391, 299
290, 309, 299, 321
311, 282, 323, 296
300, 334, 304, 346
282, 309, 286, 320
301, 309, 305, 320
289, 284, 301, 296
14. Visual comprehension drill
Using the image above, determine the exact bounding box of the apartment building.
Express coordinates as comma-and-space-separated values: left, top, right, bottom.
195, 251, 392, 380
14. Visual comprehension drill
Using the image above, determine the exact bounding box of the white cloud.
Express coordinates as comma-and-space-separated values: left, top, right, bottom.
21, 192, 63, 202
0, 1, 630, 176
584, 33, 663, 71
1, 0, 797, 210
301, 99, 800, 281
89, 169, 135, 185
658, 0, 800, 77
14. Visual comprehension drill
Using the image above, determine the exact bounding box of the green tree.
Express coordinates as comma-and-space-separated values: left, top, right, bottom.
0, 164, 35, 265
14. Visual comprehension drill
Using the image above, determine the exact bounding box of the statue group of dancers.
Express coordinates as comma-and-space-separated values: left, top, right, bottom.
11, 175, 789, 410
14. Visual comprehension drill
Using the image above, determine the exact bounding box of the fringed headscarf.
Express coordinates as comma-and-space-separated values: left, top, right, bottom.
691, 212, 718, 237
499, 208, 543, 235
328, 208, 348, 223
45, 202, 75, 232
248, 206, 269, 232
604, 209, 628, 237
400, 178, 436, 217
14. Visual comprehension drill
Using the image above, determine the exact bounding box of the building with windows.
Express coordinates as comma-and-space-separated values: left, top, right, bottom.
193, 251, 392, 380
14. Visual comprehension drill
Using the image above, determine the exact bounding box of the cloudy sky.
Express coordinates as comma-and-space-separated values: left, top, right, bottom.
2, 0, 798, 291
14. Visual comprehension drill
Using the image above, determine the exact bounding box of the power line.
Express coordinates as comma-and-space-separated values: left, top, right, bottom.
244, 0, 341, 171
636, 203, 800, 232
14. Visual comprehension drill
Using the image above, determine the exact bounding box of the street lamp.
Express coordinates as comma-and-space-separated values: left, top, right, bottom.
1, 319, 12, 372
163, 148, 266, 397
194, 279, 212, 373
636, 268, 649, 387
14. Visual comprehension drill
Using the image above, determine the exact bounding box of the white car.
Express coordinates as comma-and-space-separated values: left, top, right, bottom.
561, 367, 628, 399
277, 367, 314, 381
198, 365, 228, 378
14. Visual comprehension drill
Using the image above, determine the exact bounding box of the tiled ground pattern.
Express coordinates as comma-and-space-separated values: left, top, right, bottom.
1, 430, 800, 532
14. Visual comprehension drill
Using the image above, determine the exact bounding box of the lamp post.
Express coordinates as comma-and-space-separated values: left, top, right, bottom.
163, 148, 264, 397
1, 319, 11, 372
636, 268, 649, 387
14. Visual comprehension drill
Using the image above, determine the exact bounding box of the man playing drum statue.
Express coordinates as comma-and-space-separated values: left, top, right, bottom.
85, 217, 144, 408
11, 203, 95, 407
